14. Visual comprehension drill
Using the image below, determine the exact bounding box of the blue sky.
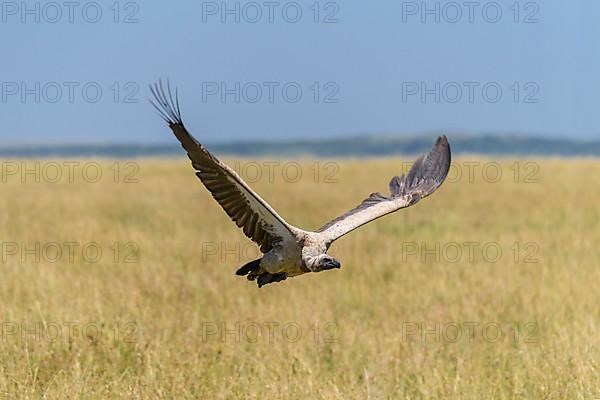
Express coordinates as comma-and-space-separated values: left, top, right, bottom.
0, 0, 598, 144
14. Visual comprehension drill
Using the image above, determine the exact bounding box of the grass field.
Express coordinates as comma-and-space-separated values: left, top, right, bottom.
0, 157, 598, 398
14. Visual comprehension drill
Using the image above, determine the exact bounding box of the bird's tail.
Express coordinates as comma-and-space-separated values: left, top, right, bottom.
235, 258, 261, 278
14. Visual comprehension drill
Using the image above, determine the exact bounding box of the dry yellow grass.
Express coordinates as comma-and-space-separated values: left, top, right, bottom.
0, 157, 598, 398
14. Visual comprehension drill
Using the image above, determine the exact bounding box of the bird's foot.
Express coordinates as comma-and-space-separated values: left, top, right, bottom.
257, 273, 287, 288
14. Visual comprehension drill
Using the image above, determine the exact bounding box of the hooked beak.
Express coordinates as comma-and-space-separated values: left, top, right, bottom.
324, 259, 341, 269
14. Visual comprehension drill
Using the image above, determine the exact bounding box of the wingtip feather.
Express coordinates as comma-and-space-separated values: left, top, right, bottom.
149, 79, 183, 126
391, 135, 451, 198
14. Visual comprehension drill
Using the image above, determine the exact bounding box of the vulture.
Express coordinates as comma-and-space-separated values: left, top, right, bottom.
150, 81, 451, 288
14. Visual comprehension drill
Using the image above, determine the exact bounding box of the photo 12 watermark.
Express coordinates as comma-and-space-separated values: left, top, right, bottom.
401, 81, 540, 104
1, 162, 139, 184
401, 2, 539, 24
201, 1, 339, 24
201, 241, 342, 263
1, 242, 140, 264
400, 321, 539, 344
201, 321, 339, 343
400, 161, 540, 184
1, 321, 139, 344
1, 81, 140, 104
0, 2, 140, 24
229, 161, 339, 184
201, 81, 340, 104
400, 241, 540, 264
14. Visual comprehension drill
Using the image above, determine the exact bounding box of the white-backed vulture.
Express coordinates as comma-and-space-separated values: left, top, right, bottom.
150, 81, 451, 287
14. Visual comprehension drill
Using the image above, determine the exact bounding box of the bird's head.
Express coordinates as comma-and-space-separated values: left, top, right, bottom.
307, 254, 341, 272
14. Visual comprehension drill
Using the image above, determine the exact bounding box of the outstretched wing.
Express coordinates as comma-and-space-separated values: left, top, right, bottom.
317, 136, 451, 243
150, 80, 300, 253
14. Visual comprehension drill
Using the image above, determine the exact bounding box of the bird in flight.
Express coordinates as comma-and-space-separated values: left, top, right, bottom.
150, 81, 451, 288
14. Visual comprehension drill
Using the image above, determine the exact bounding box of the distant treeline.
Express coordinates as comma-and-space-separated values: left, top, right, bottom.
1, 134, 600, 158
